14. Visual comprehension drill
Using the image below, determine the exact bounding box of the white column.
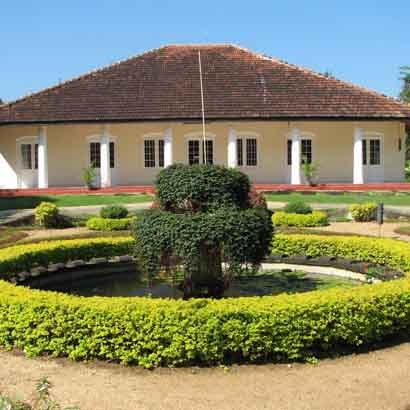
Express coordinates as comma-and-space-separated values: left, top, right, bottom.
100, 127, 111, 188
291, 128, 301, 185
353, 127, 364, 184
163, 128, 173, 167
227, 128, 237, 168
37, 126, 48, 188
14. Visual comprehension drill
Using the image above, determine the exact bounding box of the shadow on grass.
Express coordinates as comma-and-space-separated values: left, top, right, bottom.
0, 196, 56, 211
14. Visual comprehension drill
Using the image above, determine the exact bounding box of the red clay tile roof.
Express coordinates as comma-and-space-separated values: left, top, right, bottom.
1, 44, 410, 124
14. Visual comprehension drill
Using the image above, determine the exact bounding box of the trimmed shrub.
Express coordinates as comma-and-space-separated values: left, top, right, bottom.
0, 237, 134, 279
100, 205, 129, 219
0, 234, 410, 367
271, 233, 410, 273
34, 202, 59, 228
349, 203, 377, 222
86, 217, 133, 231
272, 211, 328, 227
155, 164, 251, 211
283, 200, 312, 215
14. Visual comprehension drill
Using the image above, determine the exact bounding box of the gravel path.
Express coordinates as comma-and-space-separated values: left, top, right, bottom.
2, 344, 410, 410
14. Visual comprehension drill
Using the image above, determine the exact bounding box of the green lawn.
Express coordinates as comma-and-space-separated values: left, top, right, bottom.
0, 193, 154, 211
265, 192, 410, 206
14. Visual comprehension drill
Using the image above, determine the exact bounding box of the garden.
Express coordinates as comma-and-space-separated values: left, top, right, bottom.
1, 164, 410, 370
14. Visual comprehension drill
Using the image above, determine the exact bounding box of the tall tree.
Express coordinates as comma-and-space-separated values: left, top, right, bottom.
400, 66, 410, 102
399, 67, 410, 163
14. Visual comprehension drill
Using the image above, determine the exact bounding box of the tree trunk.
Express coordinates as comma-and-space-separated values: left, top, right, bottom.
183, 242, 225, 298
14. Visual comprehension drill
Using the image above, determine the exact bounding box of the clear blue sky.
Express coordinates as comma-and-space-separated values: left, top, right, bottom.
2, 0, 409, 102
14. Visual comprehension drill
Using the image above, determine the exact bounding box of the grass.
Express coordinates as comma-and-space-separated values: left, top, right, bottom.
394, 226, 410, 236
265, 191, 410, 206
0, 193, 153, 211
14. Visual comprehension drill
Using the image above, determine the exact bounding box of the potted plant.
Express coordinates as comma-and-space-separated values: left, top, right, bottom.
82, 163, 97, 189
301, 157, 320, 186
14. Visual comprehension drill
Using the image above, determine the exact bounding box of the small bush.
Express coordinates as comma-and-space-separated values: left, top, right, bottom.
349, 203, 377, 222
283, 200, 312, 215
272, 211, 328, 227
34, 202, 59, 228
100, 205, 129, 219
0, 377, 79, 409
86, 217, 133, 231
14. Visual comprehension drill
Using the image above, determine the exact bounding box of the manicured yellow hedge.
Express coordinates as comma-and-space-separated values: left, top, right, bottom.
272, 211, 328, 227
0, 237, 134, 279
86, 217, 134, 231
0, 234, 410, 367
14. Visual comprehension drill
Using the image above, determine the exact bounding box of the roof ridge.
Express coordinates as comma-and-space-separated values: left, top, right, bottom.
2, 45, 171, 108
232, 44, 404, 107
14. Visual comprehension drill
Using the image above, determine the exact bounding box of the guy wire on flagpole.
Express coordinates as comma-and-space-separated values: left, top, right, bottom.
198, 50, 207, 164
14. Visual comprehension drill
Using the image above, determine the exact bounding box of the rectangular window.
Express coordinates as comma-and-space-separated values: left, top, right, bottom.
158, 139, 165, 168
287, 140, 292, 165
144, 140, 156, 168
246, 138, 257, 166
369, 139, 381, 165
301, 139, 312, 164
34, 144, 39, 170
90, 142, 101, 168
237, 139, 243, 166
203, 140, 213, 164
362, 140, 367, 165
109, 142, 115, 169
188, 140, 200, 165
21, 144, 32, 169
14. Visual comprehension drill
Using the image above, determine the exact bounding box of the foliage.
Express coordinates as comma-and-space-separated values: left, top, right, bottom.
133, 208, 273, 277
272, 211, 328, 227
34, 202, 59, 228
247, 188, 268, 209
155, 164, 251, 212
405, 160, 410, 181
82, 165, 97, 189
135, 164, 273, 297
283, 200, 312, 215
0, 237, 134, 280
0, 377, 79, 409
0, 235, 409, 367
301, 159, 320, 186
399, 66, 410, 103
349, 203, 377, 222
271, 233, 410, 273
86, 217, 133, 231
100, 205, 129, 219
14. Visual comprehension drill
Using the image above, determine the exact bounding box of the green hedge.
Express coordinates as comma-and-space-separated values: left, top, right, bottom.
86, 217, 133, 231
272, 211, 328, 227
0, 237, 134, 279
0, 234, 410, 367
271, 233, 410, 273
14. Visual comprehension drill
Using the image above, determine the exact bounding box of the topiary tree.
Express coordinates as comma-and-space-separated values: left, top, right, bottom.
133, 164, 273, 298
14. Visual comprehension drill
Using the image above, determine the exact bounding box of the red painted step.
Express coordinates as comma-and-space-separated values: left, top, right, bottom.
2, 183, 410, 197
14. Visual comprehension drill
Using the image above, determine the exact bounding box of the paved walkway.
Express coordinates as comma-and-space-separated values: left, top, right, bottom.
2, 343, 410, 410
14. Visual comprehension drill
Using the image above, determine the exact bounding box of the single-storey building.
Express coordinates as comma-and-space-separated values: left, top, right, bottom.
1, 44, 409, 189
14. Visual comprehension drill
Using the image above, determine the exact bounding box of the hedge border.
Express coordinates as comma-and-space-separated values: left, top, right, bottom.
0, 234, 410, 367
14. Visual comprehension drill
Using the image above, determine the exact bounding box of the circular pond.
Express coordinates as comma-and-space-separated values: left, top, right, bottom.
26, 267, 361, 298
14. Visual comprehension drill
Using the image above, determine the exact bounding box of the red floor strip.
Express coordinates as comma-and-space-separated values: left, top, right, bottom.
2, 183, 410, 197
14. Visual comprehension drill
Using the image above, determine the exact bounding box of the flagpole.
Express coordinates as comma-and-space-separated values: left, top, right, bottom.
198, 50, 207, 164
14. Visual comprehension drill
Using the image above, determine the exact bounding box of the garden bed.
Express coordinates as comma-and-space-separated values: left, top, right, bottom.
0, 234, 410, 367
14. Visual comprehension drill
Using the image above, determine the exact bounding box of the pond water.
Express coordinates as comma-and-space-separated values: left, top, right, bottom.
31, 269, 360, 298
